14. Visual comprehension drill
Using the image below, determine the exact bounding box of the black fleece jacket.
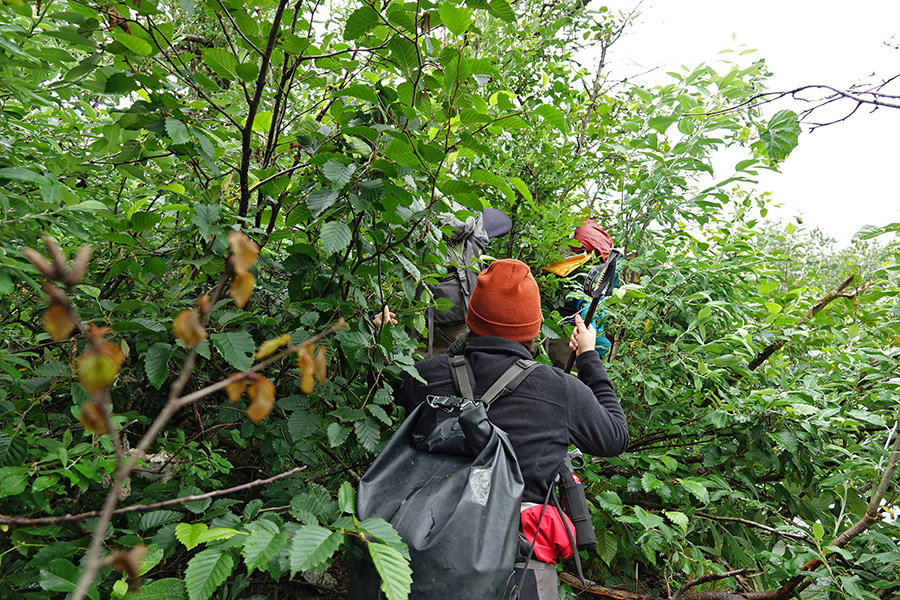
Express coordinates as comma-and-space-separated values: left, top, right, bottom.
394, 336, 629, 504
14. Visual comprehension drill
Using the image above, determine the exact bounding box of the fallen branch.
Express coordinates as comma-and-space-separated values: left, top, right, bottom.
672, 570, 754, 600
0, 466, 305, 528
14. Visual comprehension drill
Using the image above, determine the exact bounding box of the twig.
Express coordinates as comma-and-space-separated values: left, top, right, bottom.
695, 513, 807, 541
672, 569, 753, 600
0, 467, 305, 527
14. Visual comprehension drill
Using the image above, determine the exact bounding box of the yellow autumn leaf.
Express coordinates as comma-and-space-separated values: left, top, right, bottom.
44, 303, 75, 341
255, 334, 291, 359
80, 401, 109, 434
230, 271, 255, 309
173, 308, 207, 346
314, 346, 327, 384
296, 345, 315, 394
78, 341, 125, 393
228, 231, 259, 273
246, 377, 275, 422
225, 375, 247, 403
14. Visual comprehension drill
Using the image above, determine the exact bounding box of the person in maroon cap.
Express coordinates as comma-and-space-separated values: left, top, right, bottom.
376, 259, 629, 600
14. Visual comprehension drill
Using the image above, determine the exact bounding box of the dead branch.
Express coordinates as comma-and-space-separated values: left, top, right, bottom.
748, 274, 857, 371
672, 570, 754, 600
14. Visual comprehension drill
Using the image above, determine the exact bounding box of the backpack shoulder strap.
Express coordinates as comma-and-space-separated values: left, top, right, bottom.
481, 359, 539, 407
449, 354, 476, 401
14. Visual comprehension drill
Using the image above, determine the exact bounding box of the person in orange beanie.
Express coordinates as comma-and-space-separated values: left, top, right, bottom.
376, 258, 629, 600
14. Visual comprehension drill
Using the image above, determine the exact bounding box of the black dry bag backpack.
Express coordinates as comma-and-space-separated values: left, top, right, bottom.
349, 356, 539, 600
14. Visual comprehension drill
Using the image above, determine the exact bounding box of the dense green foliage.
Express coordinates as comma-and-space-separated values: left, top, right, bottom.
1, 0, 898, 599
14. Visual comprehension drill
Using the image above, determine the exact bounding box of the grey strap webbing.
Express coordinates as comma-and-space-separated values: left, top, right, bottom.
449, 355, 539, 406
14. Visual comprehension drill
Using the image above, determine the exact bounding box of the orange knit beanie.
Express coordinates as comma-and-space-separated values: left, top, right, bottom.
466, 259, 542, 342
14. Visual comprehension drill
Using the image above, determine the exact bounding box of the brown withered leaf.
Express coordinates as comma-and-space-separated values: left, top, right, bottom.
80, 401, 110, 434
228, 231, 259, 273
111, 544, 147, 579
78, 341, 125, 393
44, 303, 75, 341
297, 345, 315, 394
225, 375, 247, 403
255, 334, 291, 359
197, 294, 211, 317
21, 247, 58, 279
314, 346, 327, 384
65, 245, 92, 286
229, 271, 255, 309
173, 308, 208, 346
246, 377, 275, 422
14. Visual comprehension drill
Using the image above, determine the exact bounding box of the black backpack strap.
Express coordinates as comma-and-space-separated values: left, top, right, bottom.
481, 359, 539, 407
449, 354, 476, 401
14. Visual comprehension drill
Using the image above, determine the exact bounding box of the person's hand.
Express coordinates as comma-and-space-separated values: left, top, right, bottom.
374, 306, 397, 328
568, 313, 596, 356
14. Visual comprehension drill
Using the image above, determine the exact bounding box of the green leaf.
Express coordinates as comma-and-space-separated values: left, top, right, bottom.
487, 0, 515, 21
338, 481, 356, 515
759, 109, 800, 162
126, 578, 187, 600
110, 32, 154, 56
327, 422, 350, 447
595, 530, 617, 565
288, 410, 321, 441
335, 84, 379, 105
145, 342, 174, 389
680, 478, 709, 504
288, 525, 342, 576
165, 118, 191, 144
323, 160, 356, 188
235, 62, 259, 82
507, 177, 533, 203
663, 510, 689, 531
354, 417, 380, 452
596, 490, 623, 515
320, 221, 352, 255
307, 189, 340, 219
634, 506, 665, 530
0, 434, 27, 467
210, 331, 256, 371
243, 520, 289, 573
359, 518, 409, 558
344, 6, 380, 40
184, 549, 234, 600
39, 558, 79, 593
202, 48, 238, 79
438, 3, 472, 35
0, 466, 29, 497
471, 169, 514, 201
812, 522, 825, 540
387, 36, 418, 76
140, 510, 182, 531
0, 166, 46, 183
384, 138, 420, 168
369, 543, 413, 600
367, 404, 391, 426
175, 523, 207, 550
534, 104, 567, 131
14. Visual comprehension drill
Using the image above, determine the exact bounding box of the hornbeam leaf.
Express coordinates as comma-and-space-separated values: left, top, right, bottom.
210, 331, 255, 371
288, 525, 341, 576
127, 578, 187, 600
344, 6, 380, 40
359, 518, 408, 558
144, 342, 173, 389
322, 160, 356, 188
387, 36, 418, 76
486, 0, 515, 22
383, 138, 419, 168
0, 434, 26, 467
201, 48, 238, 79
438, 3, 472, 35
320, 221, 352, 255
758, 109, 800, 162
335, 84, 379, 105
354, 417, 380, 452
471, 169, 515, 201
307, 189, 339, 219
165, 118, 191, 145
110, 32, 154, 56
243, 521, 288, 573
534, 103, 567, 131
680, 478, 709, 504
595, 530, 617, 565
184, 549, 234, 600
368, 543, 412, 600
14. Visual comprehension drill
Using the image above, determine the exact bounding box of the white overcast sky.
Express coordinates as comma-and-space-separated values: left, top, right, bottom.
599, 0, 900, 246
